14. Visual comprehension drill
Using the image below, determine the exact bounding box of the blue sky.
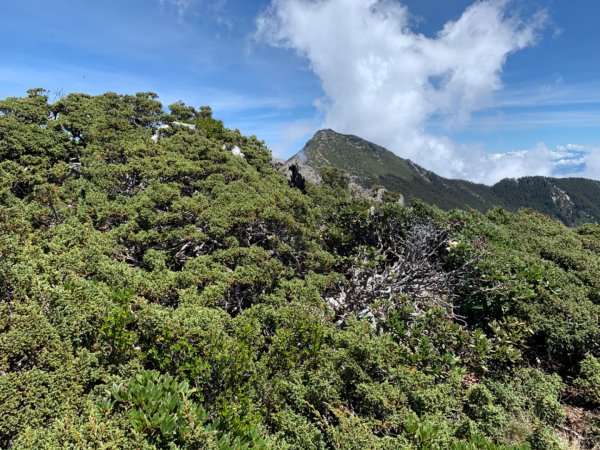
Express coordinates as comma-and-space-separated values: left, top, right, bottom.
1, 0, 599, 183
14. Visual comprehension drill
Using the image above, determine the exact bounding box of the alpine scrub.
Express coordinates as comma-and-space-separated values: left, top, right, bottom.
0, 90, 598, 449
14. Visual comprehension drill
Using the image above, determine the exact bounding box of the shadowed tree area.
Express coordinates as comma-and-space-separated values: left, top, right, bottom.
0, 90, 598, 449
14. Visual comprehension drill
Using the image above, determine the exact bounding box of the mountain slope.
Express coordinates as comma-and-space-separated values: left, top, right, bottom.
493, 176, 600, 225
290, 129, 600, 225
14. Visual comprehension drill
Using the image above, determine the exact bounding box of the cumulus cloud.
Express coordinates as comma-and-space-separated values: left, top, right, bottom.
256, 0, 555, 183
580, 147, 600, 179
484, 144, 560, 182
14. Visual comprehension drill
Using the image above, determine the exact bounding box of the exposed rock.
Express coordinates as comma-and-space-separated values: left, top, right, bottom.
151, 124, 170, 143
349, 181, 404, 205
171, 121, 197, 130
348, 180, 372, 198
276, 160, 322, 193
68, 157, 82, 177
270, 158, 287, 170
397, 193, 405, 206
550, 185, 574, 213
231, 145, 245, 158
274, 158, 407, 204
151, 121, 197, 143
289, 164, 307, 193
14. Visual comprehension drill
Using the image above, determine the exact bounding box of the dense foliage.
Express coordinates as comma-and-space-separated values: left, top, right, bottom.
0, 90, 598, 449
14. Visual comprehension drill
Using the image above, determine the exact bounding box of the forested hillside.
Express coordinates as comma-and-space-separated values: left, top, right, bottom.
291, 130, 600, 226
0, 90, 598, 449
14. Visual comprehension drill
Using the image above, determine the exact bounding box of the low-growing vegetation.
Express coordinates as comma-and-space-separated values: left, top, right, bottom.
0, 90, 598, 449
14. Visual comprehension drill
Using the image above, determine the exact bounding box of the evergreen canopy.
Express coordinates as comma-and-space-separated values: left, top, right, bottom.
0, 90, 598, 449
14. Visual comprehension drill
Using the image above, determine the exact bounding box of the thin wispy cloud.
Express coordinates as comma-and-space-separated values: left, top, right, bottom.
493, 82, 600, 109
159, 0, 231, 27
195, 89, 305, 112
446, 110, 600, 132
159, 0, 193, 19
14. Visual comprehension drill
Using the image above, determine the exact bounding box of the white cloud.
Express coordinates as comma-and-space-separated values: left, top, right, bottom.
256, 0, 552, 183
554, 157, 586, 167
581, 147, 600, 179
483, 144, 556, 183
483, 143, 599, 183
557, 144, 585, 152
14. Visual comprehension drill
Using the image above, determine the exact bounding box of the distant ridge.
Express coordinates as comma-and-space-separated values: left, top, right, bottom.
289, 129, 600, 226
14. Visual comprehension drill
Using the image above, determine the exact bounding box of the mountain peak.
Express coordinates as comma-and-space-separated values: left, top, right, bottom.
289, 129, 600, 226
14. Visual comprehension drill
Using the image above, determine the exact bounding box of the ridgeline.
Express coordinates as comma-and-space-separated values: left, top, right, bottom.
290, 129, 600, 226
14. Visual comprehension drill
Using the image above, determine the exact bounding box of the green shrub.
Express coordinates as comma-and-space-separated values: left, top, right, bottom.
1, 90, 598, 448
109, 370, 270, 449
575, 355, 600, 406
